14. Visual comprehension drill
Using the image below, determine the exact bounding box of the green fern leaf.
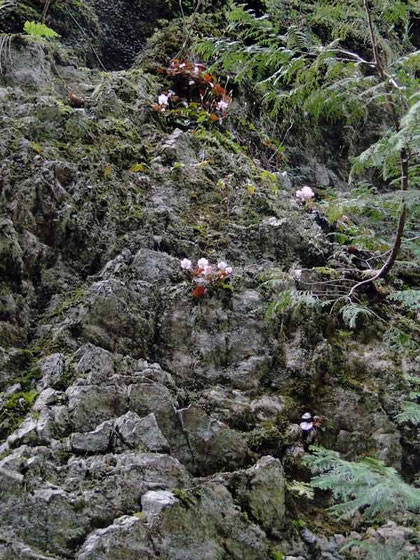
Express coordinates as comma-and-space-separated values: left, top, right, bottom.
395, 401, 420, 425
341, 303, 375, 329
24, 21, 60, 38
304, 446, 420, 520
388, 289, 420, 310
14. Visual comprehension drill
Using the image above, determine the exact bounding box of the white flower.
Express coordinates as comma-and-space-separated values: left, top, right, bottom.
225, 266, 232, 275
295, 186, 315, 201
158, 93, 170, 106
216, 100, 229, 112
217, 261, 228, 270
180, 258, 192, 270
197, 258, 209, 269
300, 421, 314, 431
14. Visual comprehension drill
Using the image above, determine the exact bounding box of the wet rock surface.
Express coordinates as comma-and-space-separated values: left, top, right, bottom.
0, 7, 419, 559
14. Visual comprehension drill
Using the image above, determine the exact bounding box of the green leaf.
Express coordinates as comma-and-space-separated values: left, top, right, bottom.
24, 21, 60, 38
129, 163, 147, 173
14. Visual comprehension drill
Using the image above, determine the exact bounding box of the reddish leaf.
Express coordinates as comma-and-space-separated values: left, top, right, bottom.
68, 92, 85, 108
192, 285, 206, 299
213, 83, 226, 96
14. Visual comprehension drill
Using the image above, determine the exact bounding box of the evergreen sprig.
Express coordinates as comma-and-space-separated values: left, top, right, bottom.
388, 289, 420, 311
304, 446, 420, 520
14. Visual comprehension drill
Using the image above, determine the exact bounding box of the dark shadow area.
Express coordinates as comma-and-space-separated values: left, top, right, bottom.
0, 0, 174, 70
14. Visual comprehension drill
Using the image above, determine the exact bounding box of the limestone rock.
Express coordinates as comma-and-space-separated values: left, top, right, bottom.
114, 411, 169, 452
71, 420, 113, 454
141, 490, 178, 520
178, 404, 248, 474
235, 456, 286, 534
37, 354, 65, 390
77, 516, 155, 560
75, 344, 114, 384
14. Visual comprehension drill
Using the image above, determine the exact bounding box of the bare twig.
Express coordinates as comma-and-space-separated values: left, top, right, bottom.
62, 5, 107, 71
42, 0, 52, 23
176, 0, 203, 59
348, 205, 408, 298
404, 235, 420, 243
0, 34, 12, 74
346, 2, 411, 299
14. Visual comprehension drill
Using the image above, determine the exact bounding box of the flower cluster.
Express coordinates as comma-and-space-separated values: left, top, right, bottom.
295, 186, 315, 201
299, 412, 325, 432
153, 59, 232, 118
181, 258, 233, 298
156, 92, 173, 111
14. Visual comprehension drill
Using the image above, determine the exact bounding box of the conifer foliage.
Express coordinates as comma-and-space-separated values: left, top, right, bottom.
304, 446, 420, 520
197, 0, 419, 292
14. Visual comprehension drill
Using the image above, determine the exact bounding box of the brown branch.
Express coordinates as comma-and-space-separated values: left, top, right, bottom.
42, 0, 52, 23
348, 203, 407, 298
347, 2, 411, 299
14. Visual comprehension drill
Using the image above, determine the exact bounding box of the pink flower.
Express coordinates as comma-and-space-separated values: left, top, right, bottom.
217, 261, 228, 270
197, 258, 209, 269
180, 258, 192, 270
296, 186, 315, 201
216, 100, 229, 112
202, 264, 213, 276
225, 266, 232, 275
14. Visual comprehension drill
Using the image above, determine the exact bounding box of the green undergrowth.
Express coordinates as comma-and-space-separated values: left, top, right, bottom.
0, 389, 38, 439
44, 286, 86, 320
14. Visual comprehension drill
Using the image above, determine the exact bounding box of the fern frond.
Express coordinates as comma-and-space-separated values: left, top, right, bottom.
265, 289, 321, 320
287, 480, 315, 499
23, 21, 60, 39
0, 0, 15, 12
341, 303, 375, 329
395, 401, 420, 425
341, 540, 416, 560
351, 97, 420, 180
388, 289, 420, 310
384, 327, 420, 356
304, 446, 420, 520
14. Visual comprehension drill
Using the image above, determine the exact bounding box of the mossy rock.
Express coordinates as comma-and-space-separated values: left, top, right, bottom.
0, 389, 38, 439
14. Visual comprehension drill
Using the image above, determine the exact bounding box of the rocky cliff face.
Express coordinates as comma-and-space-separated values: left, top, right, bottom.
0, 2, 418, 559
